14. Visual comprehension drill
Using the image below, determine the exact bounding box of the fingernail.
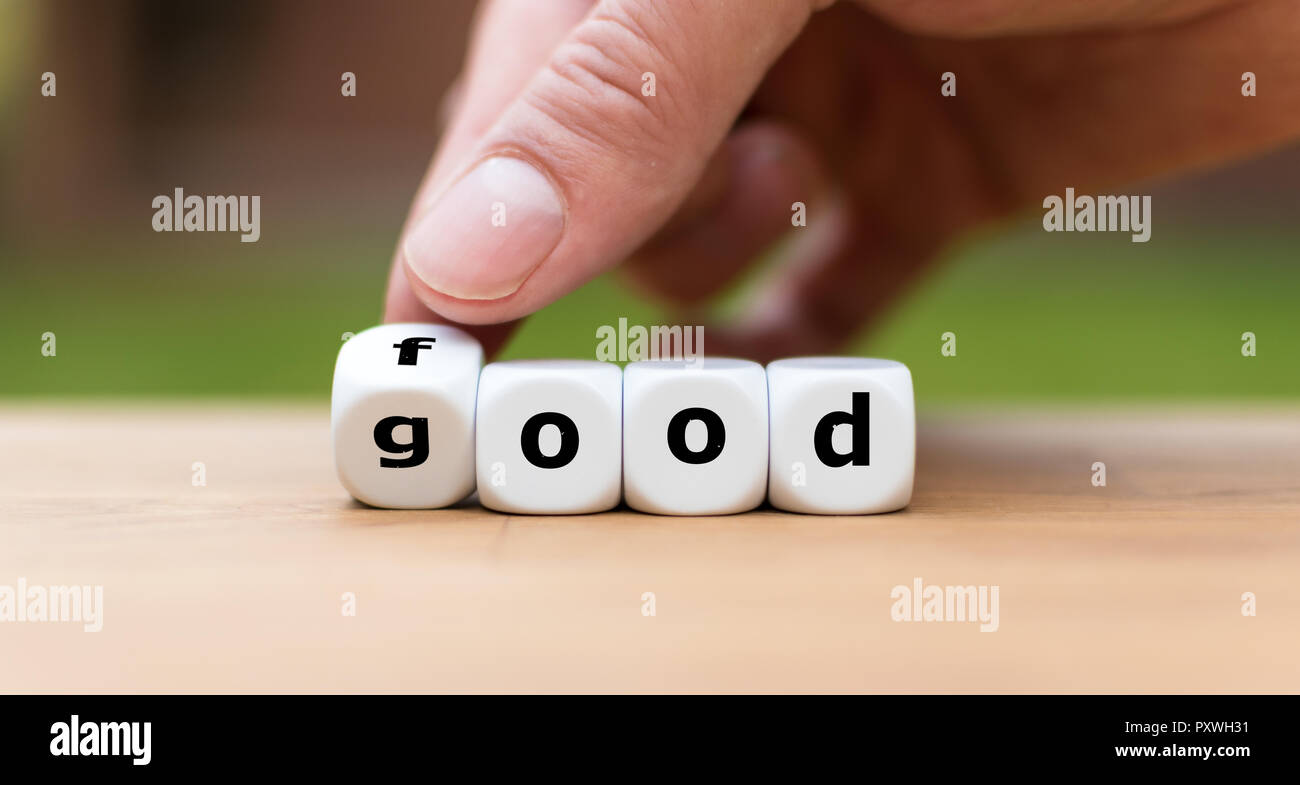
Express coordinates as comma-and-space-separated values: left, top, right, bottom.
403, 156, 565, 300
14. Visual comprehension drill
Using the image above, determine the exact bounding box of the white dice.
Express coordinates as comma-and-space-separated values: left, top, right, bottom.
766, 357, 914, 514
623, 359, 768, 515
475, 360, 622, 514
332, 329, 915, 515
331, 323, 482, 508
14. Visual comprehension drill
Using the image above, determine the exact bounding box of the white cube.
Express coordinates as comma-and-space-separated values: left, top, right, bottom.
476, 360, 622, 514
766, 357, 914, 514
331, 323, 482, 508
623, 359, 768, 515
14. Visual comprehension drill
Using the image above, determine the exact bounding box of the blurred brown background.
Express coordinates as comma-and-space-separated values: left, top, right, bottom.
6, 0, 1300, 237
2, 0, 476, 237
1, 0, 1296, 401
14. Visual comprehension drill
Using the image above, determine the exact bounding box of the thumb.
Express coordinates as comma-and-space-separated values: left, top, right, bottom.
400, 0, 829, 324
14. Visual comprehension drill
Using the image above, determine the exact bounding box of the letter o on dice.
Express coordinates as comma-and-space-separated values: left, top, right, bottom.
476, 360, 622, 514
623, 359, 769, 515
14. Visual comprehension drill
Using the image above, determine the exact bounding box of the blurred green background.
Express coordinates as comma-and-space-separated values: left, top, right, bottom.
4, 224, 1296, 403
1, 0, 1296, 404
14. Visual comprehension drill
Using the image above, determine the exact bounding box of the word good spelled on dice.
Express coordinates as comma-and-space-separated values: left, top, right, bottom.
332, 324, 915, 515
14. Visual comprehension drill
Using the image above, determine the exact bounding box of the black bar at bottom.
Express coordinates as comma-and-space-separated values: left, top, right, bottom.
0, 695, 1283, 773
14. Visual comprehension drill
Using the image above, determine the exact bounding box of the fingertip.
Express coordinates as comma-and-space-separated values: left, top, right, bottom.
384, 261, 522, 358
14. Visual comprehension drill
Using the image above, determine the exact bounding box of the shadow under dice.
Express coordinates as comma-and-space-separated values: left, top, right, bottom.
476, 360, 622, 514
766, 357, 914, 515
623, 359, 769, 516
332, 323, 482, 509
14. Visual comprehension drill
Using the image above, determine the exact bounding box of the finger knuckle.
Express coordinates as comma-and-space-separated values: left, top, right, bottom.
523, 13, 688, 165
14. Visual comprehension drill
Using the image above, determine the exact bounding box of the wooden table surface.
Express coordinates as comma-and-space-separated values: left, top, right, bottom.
1, 403, 1296, 693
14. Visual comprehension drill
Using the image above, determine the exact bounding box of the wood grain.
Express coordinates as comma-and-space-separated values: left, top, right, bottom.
1, 403, 1297, 693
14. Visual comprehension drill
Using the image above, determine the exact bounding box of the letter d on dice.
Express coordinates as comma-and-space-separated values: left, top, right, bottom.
332, 324, 482, 508
767, 358, 914, 514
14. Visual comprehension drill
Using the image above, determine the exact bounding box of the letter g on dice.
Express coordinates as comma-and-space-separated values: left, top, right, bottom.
332, 323, 482, 508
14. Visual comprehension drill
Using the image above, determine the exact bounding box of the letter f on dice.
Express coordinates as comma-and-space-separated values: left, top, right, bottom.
393, 336, 437, 365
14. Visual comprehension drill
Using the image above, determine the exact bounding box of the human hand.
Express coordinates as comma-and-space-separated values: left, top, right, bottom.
384, 0, 1300, 360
